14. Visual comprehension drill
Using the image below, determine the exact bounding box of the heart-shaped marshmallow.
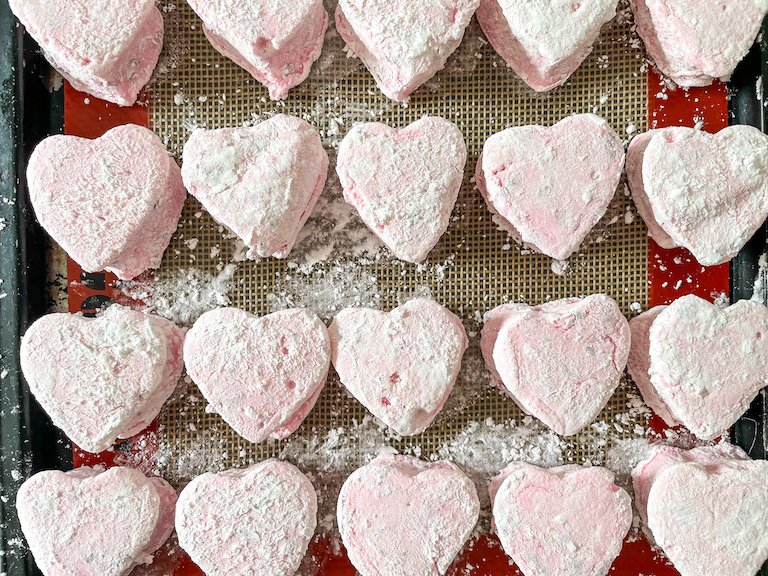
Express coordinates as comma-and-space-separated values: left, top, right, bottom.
477, 114, 624, 260
336, 117, 467, 263
637, 446, 768, 576
187, 0, 327, 99
184, 307, 330, 443
477, 0, 619, 91
631, 0, 768, 87
490, 463, 632, 576
176, 460, 317, 576
335, 0, 480, 101
20, 304, 184, 453
338, 454, 479, 576
28, 124, 186, 280
182, 115, 329, 260
9, 0, 163, 106
329, 299, 467, 436
18, 466, 177, 576
627, 126, 768, 266
634, 295, 768, 440
481, 295, 630, 436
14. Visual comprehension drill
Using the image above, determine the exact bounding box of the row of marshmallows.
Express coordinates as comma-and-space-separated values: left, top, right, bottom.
26, 114, 768, 283
8, 0, 768, 105
16, 444, 768, 576
21, 292, 768, 454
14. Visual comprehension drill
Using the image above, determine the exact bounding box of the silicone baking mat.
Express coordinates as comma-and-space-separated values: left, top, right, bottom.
60, 1, 731, 574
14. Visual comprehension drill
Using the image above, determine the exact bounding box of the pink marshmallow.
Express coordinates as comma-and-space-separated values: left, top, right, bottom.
329, 299, 468, 436
8, 0, 163, 106
490, 463, 632, 576
182, 115, 329, 260
626, 126, 768, 266
477, 114, 624, 261
176, 460, 317, 576
187, 0, 328, 100
17, 466, 176, 576
335, 0, 480, 101
337, 454, 479, 576
476, 0, 619, 92
336, 117, 467, 263
630, 0, 768, 87
20, 304, 184, 454
183, 307, 331, 443
481, 295, 630, 436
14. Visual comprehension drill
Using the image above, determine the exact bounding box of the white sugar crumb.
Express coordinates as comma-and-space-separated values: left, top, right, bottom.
551, 260, 569, 276
752, 252, 768, 305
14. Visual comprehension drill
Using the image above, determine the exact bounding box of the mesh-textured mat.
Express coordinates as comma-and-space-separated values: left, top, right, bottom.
148, 0, 648, 484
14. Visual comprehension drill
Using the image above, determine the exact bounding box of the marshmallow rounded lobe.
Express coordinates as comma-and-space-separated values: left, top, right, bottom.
337, 454, 480, 576
335, 0, 481, 101
9, 0, 163, 106
20, 304, 185, 454
182, 115, 329, 260
336, 116, 467, 264
329, 298, 468, 436
477, 0, 620, 92
27, 124, 187, 281
176, 459, 317, 576
17, 467, 177, 576
183, 307, 331, 444
477, 113, 625, 261
490, 462, 632, 576
187, 0, 328, 100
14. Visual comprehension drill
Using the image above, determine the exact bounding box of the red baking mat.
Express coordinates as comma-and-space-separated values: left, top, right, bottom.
62, 66, 729, 575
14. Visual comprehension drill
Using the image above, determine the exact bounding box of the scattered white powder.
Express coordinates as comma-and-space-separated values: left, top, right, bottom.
752, 252, 768, 305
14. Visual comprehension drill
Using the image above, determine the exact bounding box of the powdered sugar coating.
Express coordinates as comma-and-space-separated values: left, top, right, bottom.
17, 466, 176, 576
647, 295, 768, 440
20, 304, 184, 453
477, 114, 625, 261
187, 0, 328, 99
338, 454, 479, 576
27, 124, 186, 280
481, 295, 630, 436
630, 0, 768, 87
490, 463, 631, 576
176, 460, 317, 576
8, 0, 163, 106
184, 307, 331, 443
335, 0, 480, 101
329, 298, 468, 436
627, 126, 768, 266
642, 449, 768, 576
182, 115, 329, 260
336, 117, 467, 264
476, 0, 619, 91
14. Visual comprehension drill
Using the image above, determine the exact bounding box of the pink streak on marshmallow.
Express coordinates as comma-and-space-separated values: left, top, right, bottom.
635, 446, 768, 576
20, 304, 184, 454
335, 0, 480, 101
329, 299, 468, 436
17, 467, 176, 576
626, 305, 681, 426
176, 460, 317, 576
182, 115, 329, 260
476, 114, 624, 261
337, 454, 479, 576
27, 124, 186, 280
336, 117, 467, 263
183, 307, 331, 443
186, 0, 328, 100
646, 295, 768, 440
481, 295, 630, 436
626, 126, 768, 266
476, 0, 619, 92
8, 0, 163, 106
630, 0, 768, 87
490, 463, 632, 576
